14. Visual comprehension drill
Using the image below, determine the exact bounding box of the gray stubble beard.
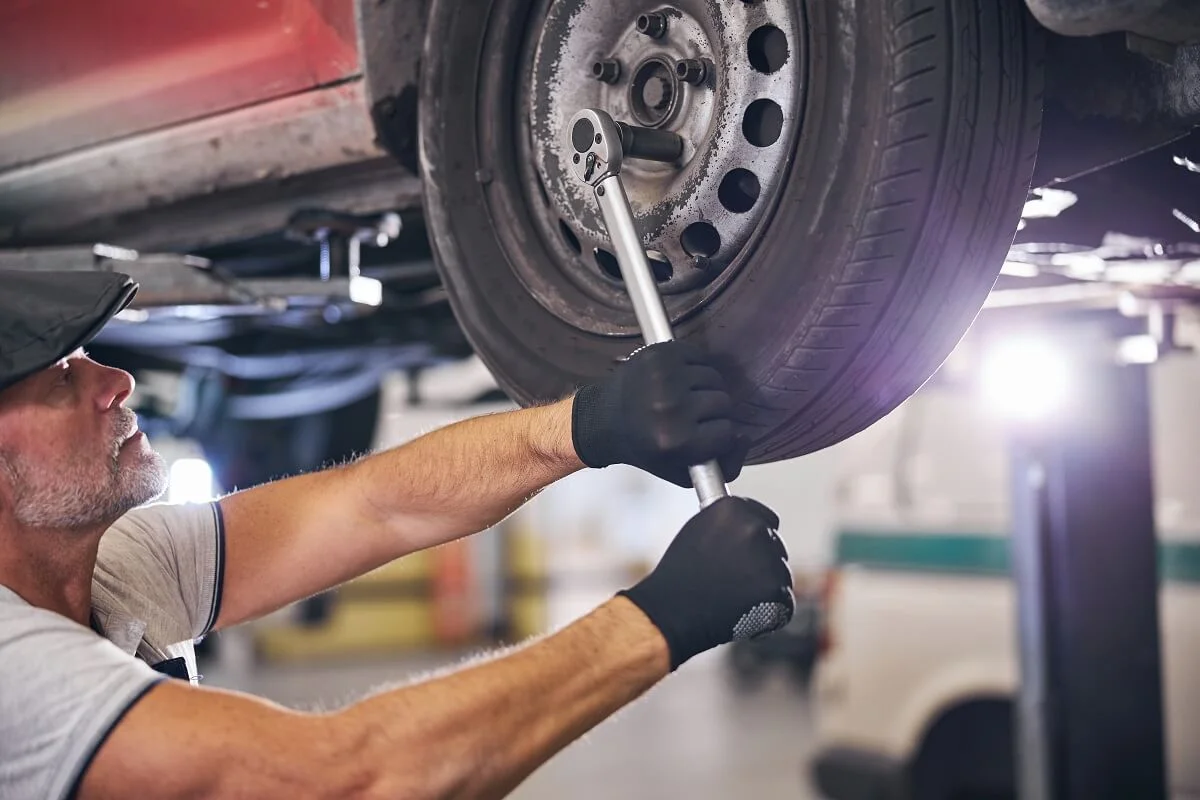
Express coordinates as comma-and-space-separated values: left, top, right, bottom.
1, 441, 168, 531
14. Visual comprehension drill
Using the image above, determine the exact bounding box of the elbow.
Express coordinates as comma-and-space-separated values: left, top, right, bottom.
318, 714, 472, 800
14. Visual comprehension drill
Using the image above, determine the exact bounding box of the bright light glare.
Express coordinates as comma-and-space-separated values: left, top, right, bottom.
1117, 334, 1159, 365
979, 338, 1070, 422
114, 308, 150, 323
349, 276, 383, 307
1000, 259, 1039, 277
169, 458, 216, 504
1021, 187, 1078, 219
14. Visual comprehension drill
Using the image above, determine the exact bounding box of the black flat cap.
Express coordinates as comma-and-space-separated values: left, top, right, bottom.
1, 270, 138, 393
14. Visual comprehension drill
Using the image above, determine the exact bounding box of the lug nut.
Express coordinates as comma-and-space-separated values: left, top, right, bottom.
591, 59, 621, 83
675, 58, 708, 85
636, 12, 668, 38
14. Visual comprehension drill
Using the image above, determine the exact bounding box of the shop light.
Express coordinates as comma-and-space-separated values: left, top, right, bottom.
350, 276, 383, 307
1116, 334, 1160, 366
979, 336, 1071, 422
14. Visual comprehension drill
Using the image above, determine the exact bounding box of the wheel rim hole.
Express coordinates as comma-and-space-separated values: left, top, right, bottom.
559, 220, 582, 254
595, 248, 674, 283
743, 99, 783, 147
747, 25, 788, 74
649, 255, 673, 282
718, 169, 760, 213
681, 222, 721, 258
595, 248, 621, 280
536, 173, 551, 207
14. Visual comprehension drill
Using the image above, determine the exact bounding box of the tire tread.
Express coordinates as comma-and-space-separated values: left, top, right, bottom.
750, 0, 1042, 460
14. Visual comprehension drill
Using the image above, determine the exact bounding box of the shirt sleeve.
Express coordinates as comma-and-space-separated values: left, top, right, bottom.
94, 501, 225, 645
0, 599, 164, 800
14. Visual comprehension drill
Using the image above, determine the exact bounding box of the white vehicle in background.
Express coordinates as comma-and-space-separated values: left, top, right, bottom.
808, 344, 1200, 800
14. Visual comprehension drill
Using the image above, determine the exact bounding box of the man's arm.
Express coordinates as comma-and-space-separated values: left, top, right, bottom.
213, 341, 745, 630
81, 598, 666, 800
80, 496, 792, 800
214, 399, 579, 628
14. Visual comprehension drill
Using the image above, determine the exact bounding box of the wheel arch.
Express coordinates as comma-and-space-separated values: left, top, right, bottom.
912, 694, 1014, 757
891, 661, 1015, 758
908, 695, 1016, 797
358, 0, 428, 174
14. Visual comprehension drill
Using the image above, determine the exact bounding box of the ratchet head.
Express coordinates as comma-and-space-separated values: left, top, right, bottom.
566, 109, 625, 187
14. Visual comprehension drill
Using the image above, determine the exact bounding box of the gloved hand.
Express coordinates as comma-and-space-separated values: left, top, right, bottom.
571, 340, 748, 487
618, 496, 795, 670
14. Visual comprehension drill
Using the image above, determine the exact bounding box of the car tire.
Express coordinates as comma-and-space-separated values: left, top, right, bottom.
909, 700, 1016, 800
419, 0, 1043, 463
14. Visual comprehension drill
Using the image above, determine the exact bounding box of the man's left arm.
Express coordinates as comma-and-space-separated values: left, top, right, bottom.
212, 341, 746, 631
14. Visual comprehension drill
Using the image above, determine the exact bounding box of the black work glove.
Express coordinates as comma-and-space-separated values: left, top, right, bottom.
618, 496, 795, 670
571, 341, 749, 487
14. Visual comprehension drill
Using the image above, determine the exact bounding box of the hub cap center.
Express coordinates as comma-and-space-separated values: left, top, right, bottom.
630, 58, 678, 127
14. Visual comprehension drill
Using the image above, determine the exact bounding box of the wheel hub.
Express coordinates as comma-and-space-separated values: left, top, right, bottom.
524, 0, 804, 310
630, 57, 679, 127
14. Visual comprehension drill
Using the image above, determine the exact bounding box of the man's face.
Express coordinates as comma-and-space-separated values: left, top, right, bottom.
0, 350, 167, 531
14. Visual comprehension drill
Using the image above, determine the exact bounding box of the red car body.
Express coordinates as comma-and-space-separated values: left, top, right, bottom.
0, 0, 358, 171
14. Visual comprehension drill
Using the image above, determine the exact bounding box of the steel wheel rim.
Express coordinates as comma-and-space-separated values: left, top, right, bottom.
508, 0, 805, 334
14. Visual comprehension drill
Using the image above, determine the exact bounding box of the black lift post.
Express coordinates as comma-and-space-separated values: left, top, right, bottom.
1009, 340, 1168, 799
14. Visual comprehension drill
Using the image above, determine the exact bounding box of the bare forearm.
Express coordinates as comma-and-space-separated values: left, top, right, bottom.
336, 597, 669, 799
211, 398, 585, 629
353, 398, 583, 553
80, 599, 669, 800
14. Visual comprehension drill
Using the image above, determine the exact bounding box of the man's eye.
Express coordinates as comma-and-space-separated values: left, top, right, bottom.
59, 368, 73, 385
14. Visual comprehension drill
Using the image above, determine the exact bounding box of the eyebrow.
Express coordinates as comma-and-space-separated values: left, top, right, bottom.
38, 351, 85, 395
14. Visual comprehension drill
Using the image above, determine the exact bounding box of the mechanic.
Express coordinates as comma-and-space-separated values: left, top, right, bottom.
0, 269, 795, 800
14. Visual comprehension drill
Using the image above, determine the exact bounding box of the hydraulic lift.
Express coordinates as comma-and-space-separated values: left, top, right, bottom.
1004, 303, 1179, 799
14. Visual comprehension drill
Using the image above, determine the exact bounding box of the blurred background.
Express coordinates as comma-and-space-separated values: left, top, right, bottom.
132, 317, 1200, 800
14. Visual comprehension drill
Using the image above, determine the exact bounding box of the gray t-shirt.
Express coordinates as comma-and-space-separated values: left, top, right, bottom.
0, 501, 224, 800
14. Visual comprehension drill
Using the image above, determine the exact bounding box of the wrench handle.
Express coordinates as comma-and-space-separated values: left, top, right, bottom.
595, 175, 675, 344
688, 461, 729, 508
594, 174, 729, 508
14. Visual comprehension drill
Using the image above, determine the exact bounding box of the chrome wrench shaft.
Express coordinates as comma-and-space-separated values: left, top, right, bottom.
568, 109, 729, 507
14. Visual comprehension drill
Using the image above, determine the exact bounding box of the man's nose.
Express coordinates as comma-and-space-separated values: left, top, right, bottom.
95, 363, 135, 411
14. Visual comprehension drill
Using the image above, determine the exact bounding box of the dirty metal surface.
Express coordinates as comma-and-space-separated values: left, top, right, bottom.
525, 0, 804, 313
0, 81, 390, 247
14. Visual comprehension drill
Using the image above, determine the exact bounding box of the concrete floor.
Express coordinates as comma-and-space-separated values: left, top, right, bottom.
200, 645, 818, 799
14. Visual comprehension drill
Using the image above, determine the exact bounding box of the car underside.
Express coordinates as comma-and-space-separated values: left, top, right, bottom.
2, 0, 1199, 487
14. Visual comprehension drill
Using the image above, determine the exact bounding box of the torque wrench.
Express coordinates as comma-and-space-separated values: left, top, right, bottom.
566, 108, 728, 508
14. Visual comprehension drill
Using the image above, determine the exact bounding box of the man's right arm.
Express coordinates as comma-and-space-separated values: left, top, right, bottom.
79, 597, 667, 800
80, 496, 794, 800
